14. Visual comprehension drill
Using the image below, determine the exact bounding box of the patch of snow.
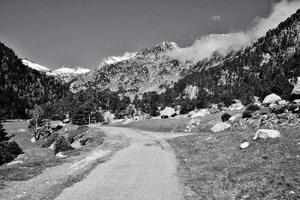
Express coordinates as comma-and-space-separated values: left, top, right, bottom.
22, 59, 51, 72
101, 52, 137, 66
50, 67, 90, 75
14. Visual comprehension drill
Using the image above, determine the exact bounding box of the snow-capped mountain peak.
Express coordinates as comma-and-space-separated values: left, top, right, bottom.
101, 52, 137, 66
22, 59, 51, 72
51, 67, 90, 75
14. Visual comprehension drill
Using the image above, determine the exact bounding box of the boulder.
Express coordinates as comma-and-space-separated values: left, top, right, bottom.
160, 107, 175, 118
262, 93, 281, 104
240, 141, 250, 149
56, 152, 67, 158
63, 118, 70, 123
50, 121, 64, 129
190, 109, 209, 118
210, 122, 231, 133
228, 100, 245, 110
291, 77, 300, 99
31, 137, 36, 143
253, 129, 281, 140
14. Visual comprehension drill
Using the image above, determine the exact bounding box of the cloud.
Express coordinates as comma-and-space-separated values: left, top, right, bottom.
168, 0, 300, 63
211, 15, 221, 21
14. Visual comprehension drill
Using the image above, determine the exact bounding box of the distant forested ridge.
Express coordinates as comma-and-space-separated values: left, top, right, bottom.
0, 42, 69, 119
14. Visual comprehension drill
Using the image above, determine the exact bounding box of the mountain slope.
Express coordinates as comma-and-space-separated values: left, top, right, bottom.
0, 42, 69, 118
168, 9, 300, 106
71, 42, 193, 96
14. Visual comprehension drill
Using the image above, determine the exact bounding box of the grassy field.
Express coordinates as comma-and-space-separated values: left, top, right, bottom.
168, 126, 300, 200
0, 121, 95, 184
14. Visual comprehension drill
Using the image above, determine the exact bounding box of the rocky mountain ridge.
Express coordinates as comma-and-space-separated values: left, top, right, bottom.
71, 41, 193, 96
22, 59, 90, 83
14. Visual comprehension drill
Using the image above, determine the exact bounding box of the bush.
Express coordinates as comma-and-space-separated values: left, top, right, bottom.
0, 141, 23, 165
221, 113, 232, 122
246, 104, 261, 112
271, 105, 287, 115
42, 132, 59, 148
242, 110, 252, 118
67, 125, 89, 144
54, 136, 73, 154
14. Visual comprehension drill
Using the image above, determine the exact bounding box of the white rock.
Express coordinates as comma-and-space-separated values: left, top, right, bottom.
278, 100, 288, 105
240, 142, 250, 149
49, 142, 55, 150
190, 109, 210, 118
17, 129, 26, 133
262, 93, 281, 104
7, 160, 23, 166
63, 118, 70, 123
253, 129, 281, 140
210, 122, 231, 133
228, 100, 245, 110
56, 152, 67, 158
50, 121, 65, 128
31, 137, 36, 143
291, 77, 300, 95
229, 116, 237, 121
160, 107, 175, 117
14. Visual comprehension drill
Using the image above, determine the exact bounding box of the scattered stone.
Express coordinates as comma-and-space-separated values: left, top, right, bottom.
190, 109, 209, 118
211, 122, 231, 133
253, 129, 281, 140
63, 118, 70, 123
229, 116, 237, 122
240, 141, 250, 149
228, 100, 244, 110
17, 129, 26, 133
262, 93, 281, 104
50, 121, 65, 129
160, 107, 175, 118
31, 137, 36, 143
56, 152, 67, 158
49, 142, 55, 150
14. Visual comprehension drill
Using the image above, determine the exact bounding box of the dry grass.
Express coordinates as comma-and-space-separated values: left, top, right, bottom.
168, 126, 300, 200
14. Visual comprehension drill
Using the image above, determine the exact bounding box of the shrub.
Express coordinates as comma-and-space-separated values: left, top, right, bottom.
246, 104, 261, 112
0, 122, 23, 165
242, 110, 252, 118
42, 132, 59, 148
221, 113, 232, 122
67, 126, 89, 144
54, 136, 73, 154
0, 141, 23, 165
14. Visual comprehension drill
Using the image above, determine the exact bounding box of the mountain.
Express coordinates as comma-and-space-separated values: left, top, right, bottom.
0, 42, 69, 119
49, 67, 90, 83
71, 41, 193, 96
21, 59, 90, 83
166, 9, 300, 107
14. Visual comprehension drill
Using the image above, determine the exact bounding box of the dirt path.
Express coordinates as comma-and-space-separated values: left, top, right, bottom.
55, 126, 184, 200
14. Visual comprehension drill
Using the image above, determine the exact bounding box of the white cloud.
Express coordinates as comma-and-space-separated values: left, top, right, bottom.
212, 15, 221, 21
168, 0, 300, 63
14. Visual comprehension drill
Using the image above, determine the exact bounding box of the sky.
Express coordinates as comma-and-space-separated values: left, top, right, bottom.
0, 0, 295, 69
